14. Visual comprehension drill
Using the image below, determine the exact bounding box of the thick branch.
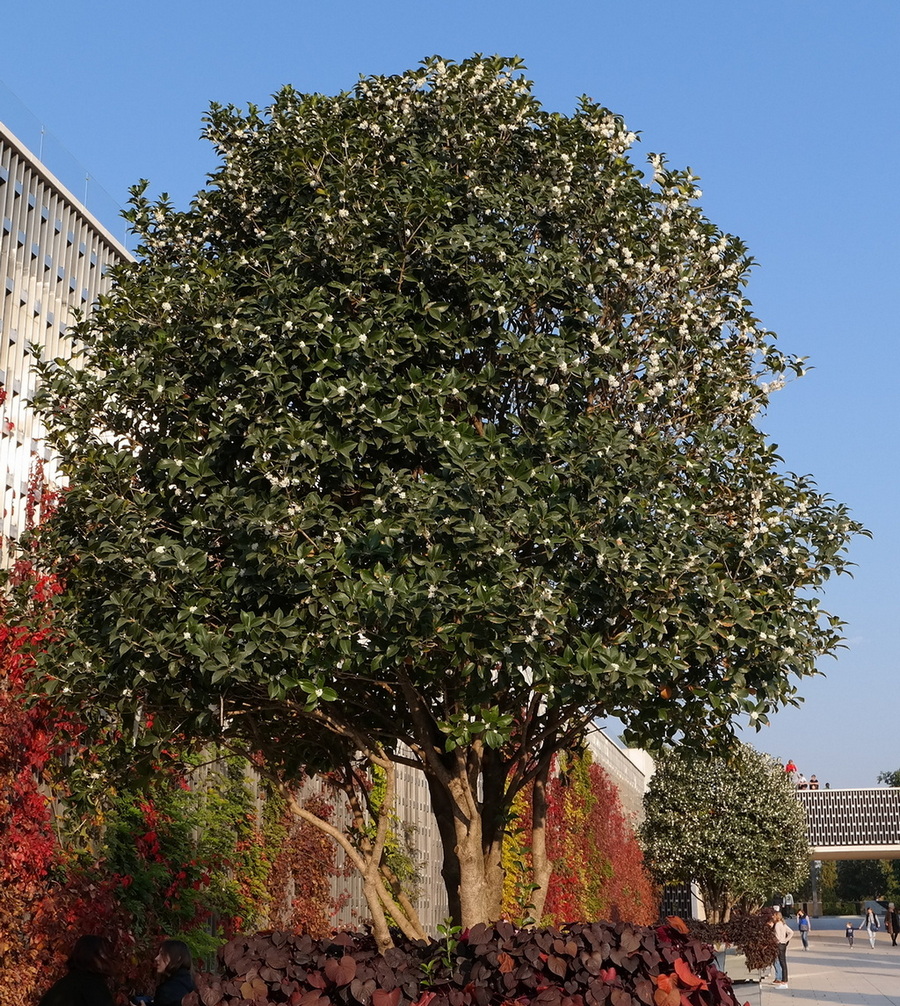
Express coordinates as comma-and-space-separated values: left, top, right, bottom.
528, 756, 552, 923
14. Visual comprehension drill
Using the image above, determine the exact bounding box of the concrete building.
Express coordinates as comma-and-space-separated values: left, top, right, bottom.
0, 119, 129, 553
586, 727, 654, 824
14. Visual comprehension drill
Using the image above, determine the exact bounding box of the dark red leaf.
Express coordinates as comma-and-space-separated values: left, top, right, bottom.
239, 979, 267, 1000
298, 993, 330, 1006
325, 954, 357, 986
265, 946, 291, 969
199, 986, 223, 1006
535, 988, 564, 1006
372, 988, 401, 1006
620, 930, 641, 956
548, 955, 569, 977
611, 990, 636, 1006
351, 978, 377, 1005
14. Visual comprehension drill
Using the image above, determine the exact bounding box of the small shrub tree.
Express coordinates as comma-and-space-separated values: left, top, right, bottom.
641, 743, 809, 922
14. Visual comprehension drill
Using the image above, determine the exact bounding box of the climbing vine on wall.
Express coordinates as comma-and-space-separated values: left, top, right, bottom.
0, 599, 340, 1003
0, 474, 137, 1005
502, 749, 657, 926
99, 751, 282, 960
1, 463, 340, 1003
265, 792, 341, 936
0, 615, 65, 1002
0, 582, 137, 1006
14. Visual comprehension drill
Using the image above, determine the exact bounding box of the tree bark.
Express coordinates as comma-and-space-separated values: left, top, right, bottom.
528, 757, 552, 923
481, 747, 508, 922
365, 871, 398, 951
423, 745, 517, 928
446, 752, 489, 927
419, 749, 495, 927
425, 773, 462, 924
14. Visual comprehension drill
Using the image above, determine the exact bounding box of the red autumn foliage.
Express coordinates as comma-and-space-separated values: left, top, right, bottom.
543, 756, 658, 925
0, 627, 57, 886
506, 750, 658, 927
265, 795, 340, 936
0, 605, 135, 1006
3, 468, 337, 1003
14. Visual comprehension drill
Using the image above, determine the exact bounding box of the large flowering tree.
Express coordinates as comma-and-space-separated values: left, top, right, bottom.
22, 56, 862, 937
640, 742, 810, 922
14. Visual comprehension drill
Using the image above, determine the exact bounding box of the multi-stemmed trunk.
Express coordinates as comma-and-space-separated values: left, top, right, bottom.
281, 754, 430, 951
420, 741, 555, 928
266, 678, 570, 939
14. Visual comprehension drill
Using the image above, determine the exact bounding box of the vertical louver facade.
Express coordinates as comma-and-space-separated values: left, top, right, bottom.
0, 120, 130, 554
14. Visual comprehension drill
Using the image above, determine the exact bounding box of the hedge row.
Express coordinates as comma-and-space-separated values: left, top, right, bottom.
186, 918, 746, 1006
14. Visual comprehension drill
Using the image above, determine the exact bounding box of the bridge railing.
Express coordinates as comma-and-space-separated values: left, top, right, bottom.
796, 788, 900, 858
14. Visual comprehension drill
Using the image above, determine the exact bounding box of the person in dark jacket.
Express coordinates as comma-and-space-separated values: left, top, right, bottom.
885, 902, 900, 946
152, 939, 196, 1006
38, 935, 116, 1006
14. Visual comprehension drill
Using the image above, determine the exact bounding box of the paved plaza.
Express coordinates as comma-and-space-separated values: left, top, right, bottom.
734, 917, 900, 1006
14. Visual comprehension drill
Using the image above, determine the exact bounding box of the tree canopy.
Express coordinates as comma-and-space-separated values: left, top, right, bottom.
640, 742, 810, 922
22, 55, 863, 929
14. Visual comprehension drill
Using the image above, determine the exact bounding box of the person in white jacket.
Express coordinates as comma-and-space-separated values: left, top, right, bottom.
859, 907, 879, 948
770, 911, 794, 988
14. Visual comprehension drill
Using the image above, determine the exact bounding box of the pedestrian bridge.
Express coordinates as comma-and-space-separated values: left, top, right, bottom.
796, 788, 900, 860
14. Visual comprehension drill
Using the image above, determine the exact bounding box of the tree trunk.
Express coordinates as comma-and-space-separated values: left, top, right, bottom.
422, 746, 521, 928
448, 768, 489, 926
699, 884, 730, 924
364, 871, 397, 951
421, 748, 493, 927
481, 748, 508, 922
528, 757, 552, 923
426, 773, 462, 924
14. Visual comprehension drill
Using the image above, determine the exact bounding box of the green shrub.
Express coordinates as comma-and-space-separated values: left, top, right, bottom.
822, 901, 859, 916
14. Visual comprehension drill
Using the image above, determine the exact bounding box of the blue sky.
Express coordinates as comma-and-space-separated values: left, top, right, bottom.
2, 0, 897, 788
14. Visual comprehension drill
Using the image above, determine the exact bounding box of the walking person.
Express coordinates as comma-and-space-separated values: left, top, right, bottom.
769, 911, 794, 988
38, 935, 116, 1006
796, 909, 811, 949
846, 922, 855, 946
860, 906, 879, 948
885, 902, 900, 946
